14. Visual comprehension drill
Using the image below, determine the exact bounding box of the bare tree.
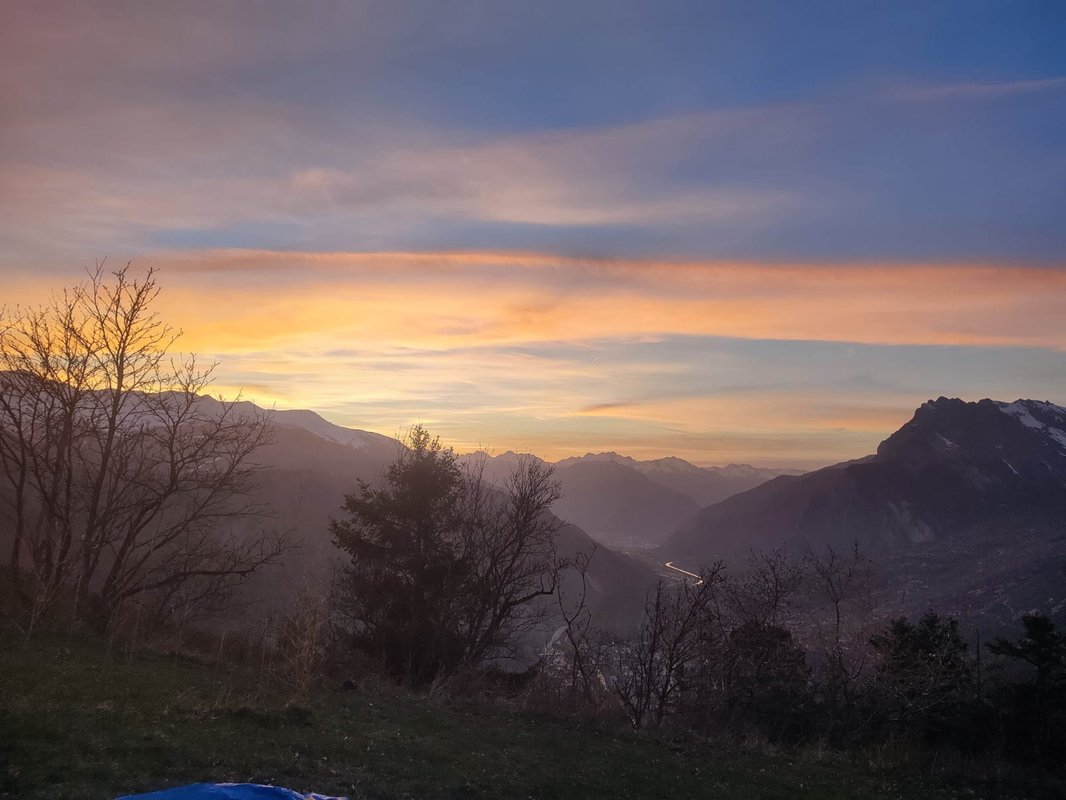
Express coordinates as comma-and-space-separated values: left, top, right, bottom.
613, 566, 725, 729
0, 265, 285, 633
679, 551, 809, 737
455, 452, 564, 665
545, 546, 614, 710
804, 542, 876, 733
723, 548, 805, 629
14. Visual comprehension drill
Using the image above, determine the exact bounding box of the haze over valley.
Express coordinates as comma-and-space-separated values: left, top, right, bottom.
216, 393, 1066, 640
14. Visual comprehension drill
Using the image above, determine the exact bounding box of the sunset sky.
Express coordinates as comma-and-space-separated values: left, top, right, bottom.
2, 2, 1065, 467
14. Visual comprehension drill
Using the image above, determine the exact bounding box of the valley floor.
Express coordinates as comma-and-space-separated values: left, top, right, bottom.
0, 634, 1045, 799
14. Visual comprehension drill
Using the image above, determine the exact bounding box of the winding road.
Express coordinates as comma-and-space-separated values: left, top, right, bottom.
663, 561, 704, 585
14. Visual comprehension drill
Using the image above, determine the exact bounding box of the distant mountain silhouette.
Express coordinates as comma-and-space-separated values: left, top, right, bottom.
556, 452, 799, 506
660, 398, 1066, 629
463, 450, 795, 549
550, 460, 700, 549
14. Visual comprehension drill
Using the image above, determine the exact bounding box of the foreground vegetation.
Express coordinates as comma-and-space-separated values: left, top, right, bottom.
2, 633, 1045, 800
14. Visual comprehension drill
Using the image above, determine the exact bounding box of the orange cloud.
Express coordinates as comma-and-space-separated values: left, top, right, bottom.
124, 249, 1066, 353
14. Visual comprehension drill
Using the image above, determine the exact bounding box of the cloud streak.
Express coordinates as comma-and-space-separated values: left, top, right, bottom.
891, 75, 1066, 102
120, 249, 1066, 353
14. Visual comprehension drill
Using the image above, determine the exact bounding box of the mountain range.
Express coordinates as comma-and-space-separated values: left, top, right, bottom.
9, 384, 1063, 636
243, 396, 1066, 632
458, 449, 794, 549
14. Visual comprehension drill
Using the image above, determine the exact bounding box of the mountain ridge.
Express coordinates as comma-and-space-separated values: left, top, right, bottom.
461, 449, 798, 546
658, 396, 1066, 630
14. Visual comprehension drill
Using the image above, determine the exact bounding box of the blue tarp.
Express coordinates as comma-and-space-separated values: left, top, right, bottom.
115, 783, 344, 800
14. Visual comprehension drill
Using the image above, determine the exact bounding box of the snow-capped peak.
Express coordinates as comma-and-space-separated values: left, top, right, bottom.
554, 451, 639, 469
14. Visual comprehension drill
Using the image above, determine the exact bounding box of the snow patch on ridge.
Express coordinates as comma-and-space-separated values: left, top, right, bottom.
997, 400, 1066, 452
999, 401, 1045, 430
937, 434, 959, 449
270, 409, 378, 450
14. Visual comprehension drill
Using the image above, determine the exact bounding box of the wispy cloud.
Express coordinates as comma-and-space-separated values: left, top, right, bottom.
890, 75, 1066, 102
278, 107, 808, 227
0, 101, 811, 269
5, 44, 1065, 266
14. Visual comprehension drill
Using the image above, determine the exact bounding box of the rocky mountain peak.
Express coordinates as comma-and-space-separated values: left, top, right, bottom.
877, 397, 1066, 477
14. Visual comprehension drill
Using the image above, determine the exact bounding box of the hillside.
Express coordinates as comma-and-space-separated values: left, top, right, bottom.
0, 633, 1005, 800
660, 398, 1066, 630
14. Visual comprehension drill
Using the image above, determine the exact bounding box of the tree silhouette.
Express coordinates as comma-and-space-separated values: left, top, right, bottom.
869, 612, 973, 739
0, 266, 284, 633
987, 613, 1066, 764
331, 427, 561, 686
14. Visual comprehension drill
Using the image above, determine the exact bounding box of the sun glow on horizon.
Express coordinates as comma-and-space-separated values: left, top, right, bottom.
7, 251, 1062, 470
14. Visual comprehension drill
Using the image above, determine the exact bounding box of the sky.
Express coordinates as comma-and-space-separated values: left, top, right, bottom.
2, 1, 1065, 468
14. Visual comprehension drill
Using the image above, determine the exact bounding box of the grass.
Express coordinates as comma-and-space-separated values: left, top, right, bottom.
0, 633, 1036, 799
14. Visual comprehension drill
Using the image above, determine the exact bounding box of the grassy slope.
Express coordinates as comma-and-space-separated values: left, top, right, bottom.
0, 635, 999, 799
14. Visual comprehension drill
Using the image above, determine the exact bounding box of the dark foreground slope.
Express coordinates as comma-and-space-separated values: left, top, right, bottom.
660, 398, 1066, 629
0, 634, 1014, 800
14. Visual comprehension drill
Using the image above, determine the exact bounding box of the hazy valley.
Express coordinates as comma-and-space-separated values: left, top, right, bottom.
230, 394, 1066, 642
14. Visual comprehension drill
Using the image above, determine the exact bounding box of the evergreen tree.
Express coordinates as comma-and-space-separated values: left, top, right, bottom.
869, 612, 974, 740
331, 427, 561, 686
987, 613, 1066, 765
